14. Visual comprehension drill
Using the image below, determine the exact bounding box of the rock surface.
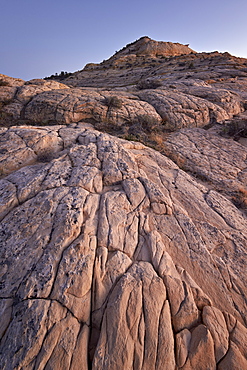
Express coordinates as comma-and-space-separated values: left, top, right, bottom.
1, 37, 247, 132
162, 126, 247, 212
0, 123, 247, 369
0, 37, 247, 369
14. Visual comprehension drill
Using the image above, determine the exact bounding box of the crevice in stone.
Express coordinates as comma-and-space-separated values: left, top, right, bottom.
154, 299, 166, 369
31, 299, 53, 369
231, 297, 247, 327
140, 282, 146, 369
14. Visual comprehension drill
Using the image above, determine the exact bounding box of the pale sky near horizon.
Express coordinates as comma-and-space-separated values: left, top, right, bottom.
1, 0, 247, 81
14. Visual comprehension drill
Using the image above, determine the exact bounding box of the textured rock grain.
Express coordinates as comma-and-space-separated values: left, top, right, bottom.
0, 124, 246, 369
1, 37, 247, 369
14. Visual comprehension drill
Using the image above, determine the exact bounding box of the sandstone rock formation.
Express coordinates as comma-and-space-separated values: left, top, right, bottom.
0, 123, 247, 369
1, 37, 247, 131
0, 37, 247, 369
163, 124, 247, 204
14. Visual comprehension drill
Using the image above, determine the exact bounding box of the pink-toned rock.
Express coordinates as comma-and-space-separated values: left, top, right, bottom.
0, 124, 246, 369
1, 35, 247, 370
164, 275, 200, 333
224, 311, 237, 333
92, 262, 175, 370
16, 79, 69, 103
176, 328, 191, 367
231, 320, 247, 359
202, 305, 229, 362
0, 86, 17, 102
178, 267, 212, 309
218, 341, 247, 370
0, 179, 18, 220
0, 73, 25, 87
183, 325, 216, 370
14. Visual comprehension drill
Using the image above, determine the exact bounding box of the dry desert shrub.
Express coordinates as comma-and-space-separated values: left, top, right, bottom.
150, 132, 164, 146
134, 114, 162, 133
137, 79, 162, 90
232, 187, 247, 210
0, 79, 10, 86
222, 119, 247, 139
104, 96, 123, 109
36, 150, 55, 163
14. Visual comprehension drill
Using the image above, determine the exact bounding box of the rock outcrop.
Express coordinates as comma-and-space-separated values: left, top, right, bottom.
1, 37, 247, 131
0, 123, 247, 369
113, 36, 195, 57
163, 125, 247, 203
0, 37, 247, 369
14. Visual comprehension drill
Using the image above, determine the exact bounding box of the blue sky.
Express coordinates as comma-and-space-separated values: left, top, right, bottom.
1, 0, 247, 80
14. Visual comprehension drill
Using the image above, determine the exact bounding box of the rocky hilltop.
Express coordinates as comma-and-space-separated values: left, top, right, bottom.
0, 37, 247, 369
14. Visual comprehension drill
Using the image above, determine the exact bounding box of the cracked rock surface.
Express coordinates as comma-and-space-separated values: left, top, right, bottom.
1, 39, 247, 132
0, 124, 246, 369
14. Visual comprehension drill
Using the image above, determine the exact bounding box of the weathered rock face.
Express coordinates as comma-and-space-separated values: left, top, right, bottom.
83, 36, 195, 72
0, 123, 247, 369
1, 37, 247, 369
1, 38, 247, 131
0, 76, 245, 131
162, 125, 247, 210
114, 36, 195, 57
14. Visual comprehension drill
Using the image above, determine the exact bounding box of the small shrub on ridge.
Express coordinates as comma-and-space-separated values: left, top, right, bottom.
104, 96, 123, 109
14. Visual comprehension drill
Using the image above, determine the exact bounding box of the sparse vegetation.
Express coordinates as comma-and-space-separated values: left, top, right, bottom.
137, 79, 162, 90
134, 114, 162, 133
44, 71, 73, 81
94, 112, 171, 154
122, 133, 140, 142
104, 96, 123, 109
232, 187, 247, 210
0, 111, 16, 127
0, 99, 14, 127
0, 79, 10, 86
221, 119, 247, 139
36, 150, 55, 163
0, 99, 13, 107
